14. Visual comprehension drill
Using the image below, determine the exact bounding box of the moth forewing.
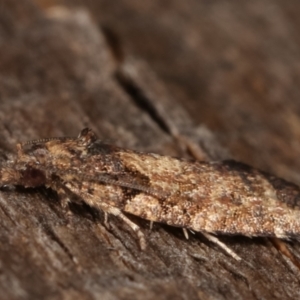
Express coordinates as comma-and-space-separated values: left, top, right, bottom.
2, 128, 300, 260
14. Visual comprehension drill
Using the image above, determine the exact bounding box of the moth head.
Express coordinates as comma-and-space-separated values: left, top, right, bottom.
17, 128, 98, 162
77, 128, 97, 146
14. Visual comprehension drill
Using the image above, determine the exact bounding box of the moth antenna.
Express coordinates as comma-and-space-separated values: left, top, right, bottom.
22, 136, 75, 146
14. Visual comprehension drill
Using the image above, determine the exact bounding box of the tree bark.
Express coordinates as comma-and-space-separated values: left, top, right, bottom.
0, 1, 300, 299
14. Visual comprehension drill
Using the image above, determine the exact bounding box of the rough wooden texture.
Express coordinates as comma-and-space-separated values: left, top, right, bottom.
1, 0, 300, 299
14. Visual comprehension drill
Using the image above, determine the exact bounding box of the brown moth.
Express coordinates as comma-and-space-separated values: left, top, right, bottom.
1, 128, 300, 260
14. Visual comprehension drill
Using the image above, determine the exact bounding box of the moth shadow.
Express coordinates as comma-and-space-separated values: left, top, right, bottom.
29, 187, 101, 222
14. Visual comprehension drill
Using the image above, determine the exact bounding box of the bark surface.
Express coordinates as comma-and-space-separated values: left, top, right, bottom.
1, 1, 300, 299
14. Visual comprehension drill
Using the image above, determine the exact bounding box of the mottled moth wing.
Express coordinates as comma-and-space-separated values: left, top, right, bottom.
42, 129, 300, 240
104, 150, 300, 239
2, 128, 300, 252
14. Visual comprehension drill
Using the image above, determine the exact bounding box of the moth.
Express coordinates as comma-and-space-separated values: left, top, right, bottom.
1, 128, 300, 260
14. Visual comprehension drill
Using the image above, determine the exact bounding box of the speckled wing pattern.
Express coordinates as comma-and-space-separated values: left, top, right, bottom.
1, 128, 300, 254
75, 138, 300, 239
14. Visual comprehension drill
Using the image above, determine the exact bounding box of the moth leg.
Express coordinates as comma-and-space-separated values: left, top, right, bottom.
104, 212, 109, 227
99, 204, 146, 250
201, 232, 242, 261
183, 228, 189, 240
49, 178, 73, 211
149, 221, 153, 230
62, 181, 146, 249
57, 187, 72, 211
49, 178, 84, 219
